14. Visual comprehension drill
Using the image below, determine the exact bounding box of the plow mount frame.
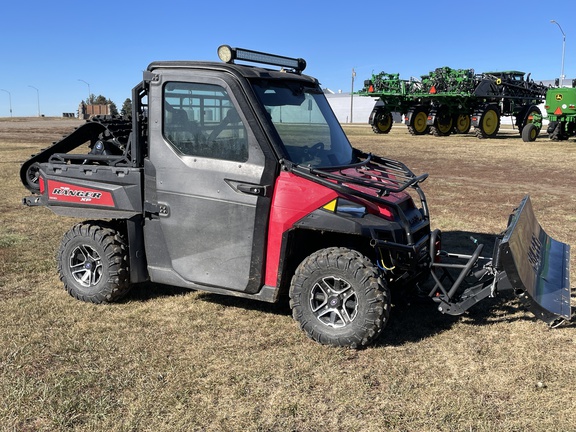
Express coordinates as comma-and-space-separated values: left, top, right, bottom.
427, 196, 572, 326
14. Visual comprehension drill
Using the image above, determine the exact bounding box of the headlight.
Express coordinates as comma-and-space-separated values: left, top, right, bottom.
217, 45, 235, 63
323, 198, 366, 217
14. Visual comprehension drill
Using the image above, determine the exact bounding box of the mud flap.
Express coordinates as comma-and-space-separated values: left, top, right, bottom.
498, 195, 572, 324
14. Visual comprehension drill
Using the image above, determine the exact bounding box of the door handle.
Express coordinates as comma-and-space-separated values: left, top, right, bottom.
237, 183, 267, 196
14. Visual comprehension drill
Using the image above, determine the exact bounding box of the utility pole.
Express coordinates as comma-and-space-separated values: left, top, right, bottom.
0, 89, 12, 117
78, 79, 91, 103
350, 68, 356, 123
550, 20, 566, 87
28, 85, 40, 117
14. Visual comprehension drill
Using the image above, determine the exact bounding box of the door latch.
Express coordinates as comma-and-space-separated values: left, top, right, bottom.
236, 183, 267, 196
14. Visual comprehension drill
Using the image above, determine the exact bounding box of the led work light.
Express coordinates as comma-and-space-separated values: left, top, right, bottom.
217, 45, 306, 73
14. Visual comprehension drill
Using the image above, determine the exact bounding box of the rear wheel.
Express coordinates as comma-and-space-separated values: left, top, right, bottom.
550, 121, 567, 141
407, 107, 430, 135
289, 247, 390, 348
58, 222, 131, 303
474, 105, 500, 138
371, 110, 393, 134
453, 114, 471, 134
431, 107, 453, 137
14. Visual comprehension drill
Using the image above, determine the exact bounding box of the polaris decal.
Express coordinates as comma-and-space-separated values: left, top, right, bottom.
47, 180, 114, 207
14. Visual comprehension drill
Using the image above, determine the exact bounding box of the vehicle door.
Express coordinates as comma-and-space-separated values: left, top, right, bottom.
145, 69, 275, 293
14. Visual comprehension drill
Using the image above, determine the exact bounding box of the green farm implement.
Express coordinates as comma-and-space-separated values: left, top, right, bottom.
360, 68, 548, 139
522, 81, 576, 142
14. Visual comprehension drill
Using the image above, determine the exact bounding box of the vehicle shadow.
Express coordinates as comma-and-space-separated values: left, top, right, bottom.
125, 281, 292, 316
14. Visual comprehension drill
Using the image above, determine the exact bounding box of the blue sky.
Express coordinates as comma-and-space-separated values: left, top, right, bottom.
1, 0, 574, 117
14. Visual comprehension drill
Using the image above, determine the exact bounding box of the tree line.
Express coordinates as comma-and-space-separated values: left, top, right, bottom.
83, 95, 132, 118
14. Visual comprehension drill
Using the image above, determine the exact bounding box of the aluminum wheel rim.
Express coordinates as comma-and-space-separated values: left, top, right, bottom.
309, 276, 358, 328
69, 244, 103, 287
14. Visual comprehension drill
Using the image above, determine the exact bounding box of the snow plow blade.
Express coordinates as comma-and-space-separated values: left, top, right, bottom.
499, 195, 571, 323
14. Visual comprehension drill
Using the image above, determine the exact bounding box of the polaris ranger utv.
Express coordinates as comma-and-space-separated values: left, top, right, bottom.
20, 46, 572, 347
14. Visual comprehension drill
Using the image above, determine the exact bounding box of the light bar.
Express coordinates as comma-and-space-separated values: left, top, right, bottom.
217, 45, 306, 73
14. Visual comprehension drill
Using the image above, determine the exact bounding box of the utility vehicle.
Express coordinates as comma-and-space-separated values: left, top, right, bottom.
21, 46, 571, 347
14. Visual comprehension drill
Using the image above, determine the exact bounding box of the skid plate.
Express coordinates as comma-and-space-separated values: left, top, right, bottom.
499, 196, 571, 320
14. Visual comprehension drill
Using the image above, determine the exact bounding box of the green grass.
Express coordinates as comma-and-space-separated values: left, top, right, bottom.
0, 120, 575, 431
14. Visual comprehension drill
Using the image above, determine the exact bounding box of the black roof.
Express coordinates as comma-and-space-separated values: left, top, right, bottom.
147, 60, 318, 85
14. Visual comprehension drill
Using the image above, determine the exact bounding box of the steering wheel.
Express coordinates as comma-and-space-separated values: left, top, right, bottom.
305, 142, 324, 157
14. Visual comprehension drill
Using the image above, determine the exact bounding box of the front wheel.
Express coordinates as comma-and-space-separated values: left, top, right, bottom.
58, 222, 131, 303
371, 110, 393, 134
521, 123, 539, 142
289, 247, 390, 348
407, 107, 430, 135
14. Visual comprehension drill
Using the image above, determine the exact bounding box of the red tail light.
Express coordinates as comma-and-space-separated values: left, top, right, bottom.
377, 205, 393, 220
39, 177, 45, 194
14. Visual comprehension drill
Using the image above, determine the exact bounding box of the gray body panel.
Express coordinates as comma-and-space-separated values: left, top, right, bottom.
143, 68, 273, 293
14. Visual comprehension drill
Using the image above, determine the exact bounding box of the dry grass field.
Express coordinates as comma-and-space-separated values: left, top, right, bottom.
1, 117, 575, 431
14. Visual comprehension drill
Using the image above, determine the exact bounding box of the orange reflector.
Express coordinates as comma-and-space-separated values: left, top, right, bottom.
378, 206, 393, 220
472, 116, 477, 122
528, 115, 533, 121
368, 85, 374, 93
39, 177, 45, 194
428, 116, 433, 120
555, 107, 563, 115
429, 86, 437, 94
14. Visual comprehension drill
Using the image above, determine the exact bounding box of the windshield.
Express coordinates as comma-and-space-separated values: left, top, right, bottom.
252, 81, 354, 167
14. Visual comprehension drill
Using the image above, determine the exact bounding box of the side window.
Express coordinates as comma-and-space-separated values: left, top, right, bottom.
163, 82, 248, 162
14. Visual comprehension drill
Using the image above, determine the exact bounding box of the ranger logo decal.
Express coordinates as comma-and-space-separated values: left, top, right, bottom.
52, 188, 103, 199
47, 180, 114, 207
